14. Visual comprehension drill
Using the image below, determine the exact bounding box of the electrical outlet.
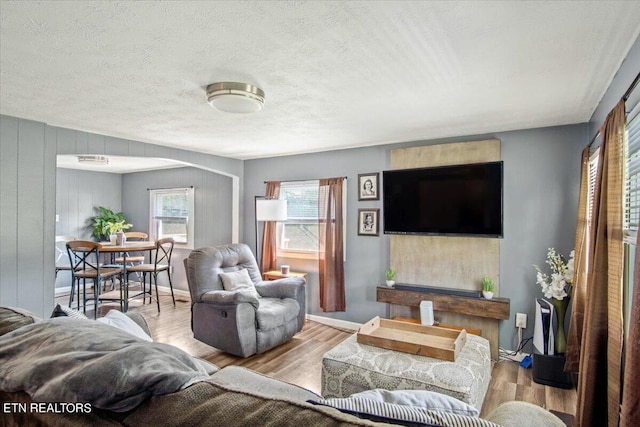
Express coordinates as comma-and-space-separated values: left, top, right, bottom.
515, 313, 527, 328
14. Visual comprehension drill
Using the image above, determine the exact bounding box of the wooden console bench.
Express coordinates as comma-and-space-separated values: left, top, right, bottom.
377, 286, 510, 359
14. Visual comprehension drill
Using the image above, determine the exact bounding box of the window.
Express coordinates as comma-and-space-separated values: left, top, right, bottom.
588, 148, 599, 228
623, 108, 640, 338
277, 181, 320, 256
625, 110, 640, 243
149, 187, 194, 249
276, 179, 347, 259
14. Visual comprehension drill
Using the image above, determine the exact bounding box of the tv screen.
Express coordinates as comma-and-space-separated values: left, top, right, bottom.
383, 161, 503, 237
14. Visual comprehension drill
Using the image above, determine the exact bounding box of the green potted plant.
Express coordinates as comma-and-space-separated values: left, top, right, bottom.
92, 207, 132, 242
385, 268, 396, 287
481, 276, 494, 299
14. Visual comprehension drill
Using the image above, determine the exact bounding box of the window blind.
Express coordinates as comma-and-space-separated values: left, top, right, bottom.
278, 181, 320, 252
588, 149, 600, 227
625, 113, 640, 243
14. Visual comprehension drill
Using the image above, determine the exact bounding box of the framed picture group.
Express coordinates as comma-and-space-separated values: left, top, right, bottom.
357, 172, 380, 236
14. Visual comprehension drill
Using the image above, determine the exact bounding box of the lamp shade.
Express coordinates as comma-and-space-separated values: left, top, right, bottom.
256, 199, 287, 221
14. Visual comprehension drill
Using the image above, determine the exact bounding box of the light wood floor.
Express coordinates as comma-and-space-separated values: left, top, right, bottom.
55, 289, 577, 421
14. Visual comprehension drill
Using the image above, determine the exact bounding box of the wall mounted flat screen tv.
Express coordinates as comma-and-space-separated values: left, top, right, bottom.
383, 161, 503, 237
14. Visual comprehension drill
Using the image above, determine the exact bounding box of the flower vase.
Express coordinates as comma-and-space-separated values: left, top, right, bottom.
551, 297, 569, 354
116, 232, 125, 246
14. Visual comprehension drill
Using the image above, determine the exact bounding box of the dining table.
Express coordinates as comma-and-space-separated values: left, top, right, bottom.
99, 241, 157, 311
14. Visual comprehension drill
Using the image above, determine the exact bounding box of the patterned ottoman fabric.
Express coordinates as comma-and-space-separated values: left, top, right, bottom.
321, 333, 491, 410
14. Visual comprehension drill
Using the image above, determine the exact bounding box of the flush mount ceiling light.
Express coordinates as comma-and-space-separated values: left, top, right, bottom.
77, 155, 109, 165
206, 82, 265, 113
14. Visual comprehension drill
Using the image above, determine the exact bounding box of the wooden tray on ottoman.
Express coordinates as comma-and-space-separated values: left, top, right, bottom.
357, 317, 467, 361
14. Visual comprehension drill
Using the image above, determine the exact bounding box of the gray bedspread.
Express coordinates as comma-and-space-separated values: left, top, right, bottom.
0, 317, 210, 412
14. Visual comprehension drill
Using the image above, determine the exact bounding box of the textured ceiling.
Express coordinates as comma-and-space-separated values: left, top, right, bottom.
1, 1, 640, 160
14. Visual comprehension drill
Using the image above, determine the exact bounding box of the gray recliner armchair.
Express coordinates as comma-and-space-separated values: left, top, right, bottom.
184, 243, 306, 357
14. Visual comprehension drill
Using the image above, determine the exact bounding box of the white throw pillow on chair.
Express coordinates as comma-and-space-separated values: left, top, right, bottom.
219, 269, 260, 298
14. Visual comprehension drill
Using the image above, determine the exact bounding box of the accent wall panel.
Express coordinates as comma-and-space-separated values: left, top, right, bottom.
389, 139, 502, 358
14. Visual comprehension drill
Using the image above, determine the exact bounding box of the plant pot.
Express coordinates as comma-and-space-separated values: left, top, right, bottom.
385, 280, 395, 287
109, 234, 117, 245
482, 290, 494, 299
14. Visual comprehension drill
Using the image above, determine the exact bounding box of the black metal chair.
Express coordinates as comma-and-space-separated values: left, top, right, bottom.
55, 235, 78, 305
66, 241, 123, 318
125, 237, 175, 312
113, 231, 148, 266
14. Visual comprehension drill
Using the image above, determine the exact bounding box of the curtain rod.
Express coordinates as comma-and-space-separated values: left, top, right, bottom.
264, 177, 347, 184
588, 72, 640, 148
146, 186, 194, 191
623, 71, 640, 102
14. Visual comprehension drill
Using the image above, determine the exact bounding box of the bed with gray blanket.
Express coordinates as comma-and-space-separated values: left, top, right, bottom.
0, 317, 211, 412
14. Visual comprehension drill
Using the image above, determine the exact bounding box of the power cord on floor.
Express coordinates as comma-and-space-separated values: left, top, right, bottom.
498, 334, 532, 362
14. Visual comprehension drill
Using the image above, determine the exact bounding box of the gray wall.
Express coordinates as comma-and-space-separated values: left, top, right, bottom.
56, 168, 122, 240
0, 118, 243, 317
122, 166, 234, 291
244, 124, 586, 350
54, 168, 122, 290
0, 117, 56, 316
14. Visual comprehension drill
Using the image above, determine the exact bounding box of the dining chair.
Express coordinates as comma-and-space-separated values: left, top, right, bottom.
55, 236, 78, 305
66, 241, 124, 318
125, 237, 175, 312
114, 231, 149, 265
55, 236, 77, 275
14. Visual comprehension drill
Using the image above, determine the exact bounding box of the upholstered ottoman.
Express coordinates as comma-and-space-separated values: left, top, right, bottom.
321, 333, 492, 410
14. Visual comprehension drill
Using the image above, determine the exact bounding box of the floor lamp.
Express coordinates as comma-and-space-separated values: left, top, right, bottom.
255, 197, 288, 269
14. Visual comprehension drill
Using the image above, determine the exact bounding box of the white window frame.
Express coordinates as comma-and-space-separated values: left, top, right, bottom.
149, 187, 195, 249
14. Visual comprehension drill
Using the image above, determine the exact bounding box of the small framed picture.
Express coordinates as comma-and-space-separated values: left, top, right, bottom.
358, 172, 379, 201
358, 208, 380, 236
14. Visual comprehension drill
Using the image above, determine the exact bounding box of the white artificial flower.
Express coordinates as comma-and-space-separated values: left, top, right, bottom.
564, 256, 575, 284
533, 248, 575, 301
550, 273, 564, 287
551, 287, 568, 300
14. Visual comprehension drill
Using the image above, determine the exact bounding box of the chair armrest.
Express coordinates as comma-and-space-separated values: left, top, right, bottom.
200, 290, 260, 308
255, 277, 305, 299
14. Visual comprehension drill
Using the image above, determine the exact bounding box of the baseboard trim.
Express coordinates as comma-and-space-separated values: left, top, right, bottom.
55, 286, 72, 296
55, 285, 191, 299
306, 314, 361, 331
156, 285, 191, 299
